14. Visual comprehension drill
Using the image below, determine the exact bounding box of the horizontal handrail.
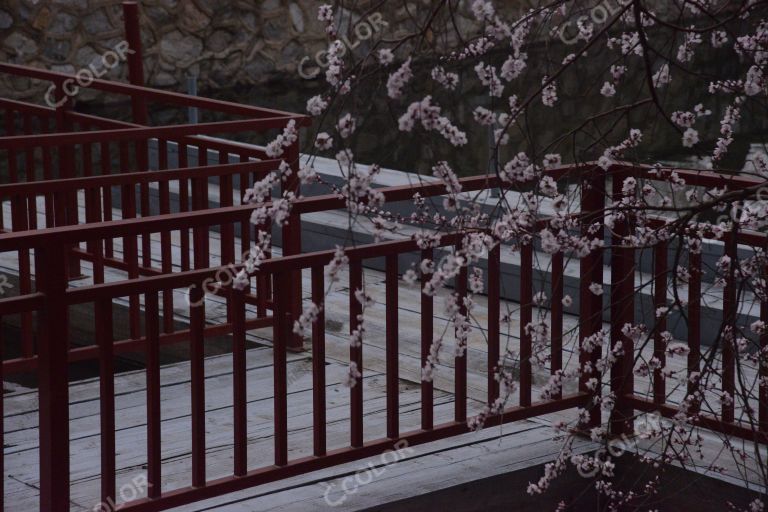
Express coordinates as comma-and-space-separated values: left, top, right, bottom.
0, 98, 274, 160
64, 232, 463, 305
0, 117, 308, 150
0, 162, 762, 250
0, 62, 312, 120
0, 159, 279, 196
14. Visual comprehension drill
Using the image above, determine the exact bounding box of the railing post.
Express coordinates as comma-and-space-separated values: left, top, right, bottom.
52, 80, 81, 279
123, 2, 146, 111
282, 141, 304, 351
609, 166, 635, 436
579, 166, 605, 429
36, 242, 70, 511
122, 1, 152, 270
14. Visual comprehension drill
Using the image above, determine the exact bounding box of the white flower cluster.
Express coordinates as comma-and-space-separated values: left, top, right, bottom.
501, 152, 536, 183
597, 128, 642, 170
386, 58, 413, 99
676, 29, 702, 63
336, 113, 356, 139
500, 53, 527, 81
293, 301, 320, 336
306, 95, 328, 116
398, 96, 467, 146
265, 120, 298, 158
474, 62, 504, 97
343, 361, 362, 388
541, 76, 558, 106
431, 66, 459, 90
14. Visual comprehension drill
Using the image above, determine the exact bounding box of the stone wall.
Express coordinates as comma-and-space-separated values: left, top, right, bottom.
0, 0, 498, 104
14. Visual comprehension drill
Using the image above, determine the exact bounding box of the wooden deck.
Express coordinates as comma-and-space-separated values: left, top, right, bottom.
3, 194, 766, 510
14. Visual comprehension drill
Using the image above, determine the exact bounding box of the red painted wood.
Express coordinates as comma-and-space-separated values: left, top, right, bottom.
421, 248, 434, 430
311, 266, 327, 456
273, 273, 289, 466
688, 250, 701, 407
117, 394, 590, 512
579, 169, 604, 428
96, 299, 116, 505
36, 244, 70, 511
653, 242, 667, 405
282, 141, 304, 351
550, 251, 563, 400
722, 232, 737, 423
761, 267, 768, 432
488, 245, 501, 405
385, 254, 399, 439
455, 263, 468, 421
349, 259, 364, 447
145, 291, 162, 498
519, 243, 532, 408
231, 287, 248, 476
609, 168, 635, 436
189, 286, 207, 486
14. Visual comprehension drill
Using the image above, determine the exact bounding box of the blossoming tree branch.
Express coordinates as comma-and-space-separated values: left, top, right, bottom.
238, 1, 768, 508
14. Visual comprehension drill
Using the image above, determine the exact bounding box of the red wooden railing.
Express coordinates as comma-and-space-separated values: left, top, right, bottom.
0, 136, 765, 511
1, 3, 768, 511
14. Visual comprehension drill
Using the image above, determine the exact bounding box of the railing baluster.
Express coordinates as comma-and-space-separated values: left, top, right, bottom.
488, 245, 501, 404
220, 151, 235, 325
311, 266, 327, 456
96, 298, 116, 505
86, 209, 104, 289
231, 287, 248, 476
138, 138, 151, 268
145, 291, 162, 498
579, 169, 604, 427
189, 286, 206, 486
120, 141, 141, 338
421, 248, 434, 430
100, 141, 113, 257
283, 141, 303, 351
550, 251, 564, 400
42, 140, 54, 228
220, 151, 235, 267
193, 144, 210, 268
239, 153, 251, 262
0, 313, 3, 512
158, 138, 174, 333
722, 232, 736, 423
256, 221, 269, 317
22, 114, 37, 231
609, 170, 635, 436
653, 242, 667, 405
178, 142, 191, 271
688, 250, 701, 406
239, 155, 252, 297
350, 259, 364, 447
273, 272, 289, 466
6, 112, 33, 358
385, 254, 399, 439
519, 242, 532, 407
760, 249, 768, 433
455, 262, 468, 421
